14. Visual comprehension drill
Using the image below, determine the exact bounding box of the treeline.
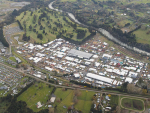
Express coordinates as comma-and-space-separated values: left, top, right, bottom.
0, 29, 9, 47
22, 33, 30, 41
76, 13, 150, 52
62, 33, 95, 45
17, 20, 23, 30
76, 29, 86, 39
0, 80, 49, 113
70, 80, 92, 88
0, 0, 52, 28
14, 81, 34, 98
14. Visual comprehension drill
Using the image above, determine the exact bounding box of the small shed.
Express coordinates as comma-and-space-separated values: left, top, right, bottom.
50, 94, 56, 103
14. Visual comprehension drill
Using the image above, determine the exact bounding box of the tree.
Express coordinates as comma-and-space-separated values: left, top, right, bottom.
116, 106, 121, 113
62, 87, 66, 91
29, 25, 32, 31
12, 9, 18, 16
138, 77, 143, 84
0, 29, 9, 47
74, 89, 80, 96
127, 83, 141, 94
73, 96, 78, 104
142, 89, 147, 95
121, 82, 128, 92
43, 30, 45, 34
37, 34, 43, 40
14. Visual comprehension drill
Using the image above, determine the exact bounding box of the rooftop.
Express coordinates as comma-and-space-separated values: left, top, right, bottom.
68, 49, 93, 59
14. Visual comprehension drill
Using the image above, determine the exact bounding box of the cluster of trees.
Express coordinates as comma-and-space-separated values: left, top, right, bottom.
70, 80, 92, 88
22, 33, 30, 41
17, 20, 23, 30
76, 29, 86, 39
37, 34, 43, 40
0, 80, 48, 113
63, 17, 77, 29
0, 29, 9, 47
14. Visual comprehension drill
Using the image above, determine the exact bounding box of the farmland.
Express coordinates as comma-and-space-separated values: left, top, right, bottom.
16, 8, 91, 44
17, 82, 53, 112
53, 88, 95, 113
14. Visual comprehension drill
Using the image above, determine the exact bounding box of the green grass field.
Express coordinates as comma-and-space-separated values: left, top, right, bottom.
9, 56, 16, 62
54, 88, 72, 101
121, 97, 144, 111
16, 8, 90, 44
133, 29, 150, 45
54, 89, 74, 113
17, 82, 53, 112
75, 90, 95, 113
109, 95, 118, 106
53, 89, 95, 113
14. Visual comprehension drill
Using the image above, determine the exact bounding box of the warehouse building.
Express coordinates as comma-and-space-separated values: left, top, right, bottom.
68, 49, 93, 59
86, 73, 113, 84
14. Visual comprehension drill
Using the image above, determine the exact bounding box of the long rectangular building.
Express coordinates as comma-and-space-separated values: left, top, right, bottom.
68, 49, 93, 59
86, 73, 113, 84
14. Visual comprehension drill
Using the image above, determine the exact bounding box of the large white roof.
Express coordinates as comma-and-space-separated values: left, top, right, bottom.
68, 49, 93, 59
86, 73, 113, 84
125, 77, 133, 83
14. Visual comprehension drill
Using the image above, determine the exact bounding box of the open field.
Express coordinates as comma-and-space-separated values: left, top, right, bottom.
109, 95, 118, 106
54, 88, 73, 101
53, 89, 95, 113
9, 56, 16, 62
75, 90, 94, 113
133, 29, 150, 45
55, 90, 74, 113
16, 8, 91, 44
121, 97, 144, 111
17, 82, 53, 112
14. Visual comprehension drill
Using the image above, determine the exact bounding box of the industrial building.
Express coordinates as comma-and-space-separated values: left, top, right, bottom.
68, 49, 93, 59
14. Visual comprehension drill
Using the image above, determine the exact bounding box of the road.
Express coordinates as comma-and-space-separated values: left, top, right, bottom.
0, 62, 149, 100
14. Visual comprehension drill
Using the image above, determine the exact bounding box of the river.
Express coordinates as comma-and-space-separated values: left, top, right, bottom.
48, 1, 150, 56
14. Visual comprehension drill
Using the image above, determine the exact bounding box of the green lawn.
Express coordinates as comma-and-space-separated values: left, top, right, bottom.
54, 89, 94, 113
56, 91, 74, 113
75, 100, 85, 110
77, 90, 87, 100
83, 101, 93, 113
9, 56, 16, 62
17, 82, 53, 112
54, 88, 72, 101
76, 90, 94, 113
16, 8, 91, 44
133, 29, 150, 45
110, 95, 118, 106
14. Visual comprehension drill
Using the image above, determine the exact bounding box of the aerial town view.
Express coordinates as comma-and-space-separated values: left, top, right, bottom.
0, 0, 150, 113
